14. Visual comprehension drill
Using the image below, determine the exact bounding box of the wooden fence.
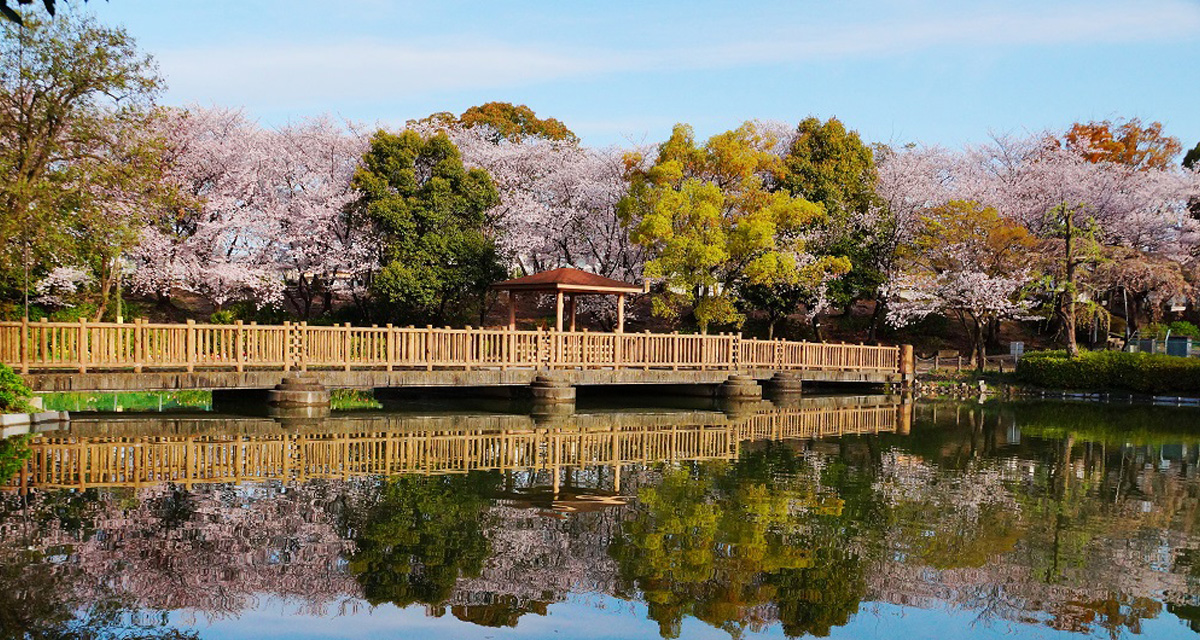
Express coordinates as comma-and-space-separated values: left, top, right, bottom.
0, 319, 907, 375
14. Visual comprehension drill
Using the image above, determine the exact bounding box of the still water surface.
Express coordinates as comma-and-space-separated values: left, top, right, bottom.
3, 395, 1200, 639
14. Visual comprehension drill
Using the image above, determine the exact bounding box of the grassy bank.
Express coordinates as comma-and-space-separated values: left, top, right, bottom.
1016, 350, 1200, 394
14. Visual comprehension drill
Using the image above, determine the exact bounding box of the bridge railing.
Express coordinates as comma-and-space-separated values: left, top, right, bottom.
0, 318, 906, 375
5, 404, 901, 490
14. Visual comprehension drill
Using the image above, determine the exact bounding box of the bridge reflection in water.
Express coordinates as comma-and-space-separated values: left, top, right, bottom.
7, 396, 909, 492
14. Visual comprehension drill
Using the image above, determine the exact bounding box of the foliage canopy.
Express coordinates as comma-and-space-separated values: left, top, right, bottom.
351, 129, 504, 325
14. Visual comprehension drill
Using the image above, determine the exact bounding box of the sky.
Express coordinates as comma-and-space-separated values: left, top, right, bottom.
168, 596, 1200, 640
61, 0, 1200, 151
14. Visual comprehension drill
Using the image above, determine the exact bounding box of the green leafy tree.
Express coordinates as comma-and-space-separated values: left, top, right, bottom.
341, 474, 496, 609
777, 117, 883, 336
351, 129, 505, 325
0, 15, 165, 318
619, 122, 834, 333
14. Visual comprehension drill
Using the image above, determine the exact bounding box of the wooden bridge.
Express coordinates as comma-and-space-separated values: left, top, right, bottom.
0, 319, 913, 392
6, 398, 907, 491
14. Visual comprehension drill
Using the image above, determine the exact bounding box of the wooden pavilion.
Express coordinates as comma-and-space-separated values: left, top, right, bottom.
491, 267, 644, 332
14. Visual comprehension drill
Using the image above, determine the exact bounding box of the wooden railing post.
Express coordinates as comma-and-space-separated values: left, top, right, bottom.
464, 326, 474, 371
343, 322, 352, 372
185, 319, 195, 373
78, 317, 89, 373
671, 332, 679, 371
234, 320, 244, 373
282, 321, 292, 371
385, 324, 394, 372
247, 321, 258, 369
732, 333, 742, 371
38, 318, 47, 368
901, 344, 915, 386
425, 325, 434, 372
19, 316, 28, 374
134, 318, 144, 373
299, 322, 309, 372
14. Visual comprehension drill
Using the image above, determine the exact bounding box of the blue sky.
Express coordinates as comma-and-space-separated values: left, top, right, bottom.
66, 0, 1200, 151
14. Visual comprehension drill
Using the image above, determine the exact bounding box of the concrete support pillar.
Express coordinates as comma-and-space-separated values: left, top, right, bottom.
531, 402, 575, 426
268, 404, 331, 426
766, 371, 803, 396
531, 372, 576, 425
555, 291, 564, 332
267, 373, 331, 408
718, 373, 762, 400
530, 372, 576, 403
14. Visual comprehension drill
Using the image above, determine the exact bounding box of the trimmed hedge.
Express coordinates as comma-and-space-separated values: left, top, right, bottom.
1016, 350, 1200, 394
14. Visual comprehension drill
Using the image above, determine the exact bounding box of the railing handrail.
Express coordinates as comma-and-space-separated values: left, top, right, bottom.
0, 318, 909, 375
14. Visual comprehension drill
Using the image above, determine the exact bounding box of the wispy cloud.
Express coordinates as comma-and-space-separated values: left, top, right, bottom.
155, 1, 1200, 105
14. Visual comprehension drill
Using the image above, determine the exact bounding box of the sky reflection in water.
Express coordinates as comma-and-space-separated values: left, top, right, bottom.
2, 397, 1200, 639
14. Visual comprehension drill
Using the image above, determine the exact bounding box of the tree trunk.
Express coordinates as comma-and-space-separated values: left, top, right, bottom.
811, 316, 824, 343
867, 298, 885, 343
975, 317, 987, 371
94, 255, 117, 322
1062, 206, 1080, 357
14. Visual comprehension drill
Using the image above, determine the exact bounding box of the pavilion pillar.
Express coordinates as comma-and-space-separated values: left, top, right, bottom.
569, 295, 577, 332
617, 293, 626, 333
507, 291, 516, 330
555, 291, 564, 332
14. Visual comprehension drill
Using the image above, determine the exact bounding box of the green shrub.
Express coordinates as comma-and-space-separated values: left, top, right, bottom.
1141, 321, 1200, 340
47, 302, 99, 322
1017, 350, 1200, 393
0, 364, 34, 413
1169, 321, 1200, 338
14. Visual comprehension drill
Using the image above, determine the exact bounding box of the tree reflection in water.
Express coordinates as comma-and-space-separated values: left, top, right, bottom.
339, 473, 497, 611
2, 400, 1200, 638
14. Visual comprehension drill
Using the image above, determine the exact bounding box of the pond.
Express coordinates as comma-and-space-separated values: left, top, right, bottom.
2, 395, 1200, 639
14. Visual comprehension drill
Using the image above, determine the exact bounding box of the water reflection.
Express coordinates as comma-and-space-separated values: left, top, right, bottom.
2, 398, 1200, 638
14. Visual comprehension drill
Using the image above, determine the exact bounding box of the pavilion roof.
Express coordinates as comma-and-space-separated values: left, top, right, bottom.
491, 267, 643, 294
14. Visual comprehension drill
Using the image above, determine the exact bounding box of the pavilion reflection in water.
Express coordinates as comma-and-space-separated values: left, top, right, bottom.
5, 395, 909, 493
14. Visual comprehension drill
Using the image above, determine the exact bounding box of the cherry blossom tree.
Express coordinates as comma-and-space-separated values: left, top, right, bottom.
131, 107, 371, 316
865, 144, 960, 338
878, 133, 1200, 353
268, 116, 371, 318
421, 123, 645, 284
965, 135, 1200, 353
886, 200, 1037, 366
